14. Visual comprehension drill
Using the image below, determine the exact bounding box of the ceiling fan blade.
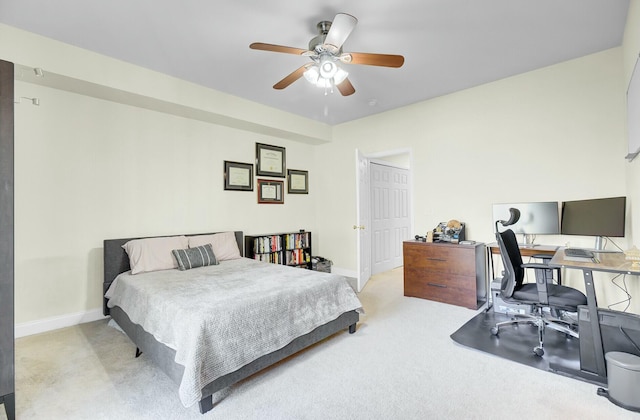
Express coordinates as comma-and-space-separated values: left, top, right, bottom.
336, 78, 355, 96
273, 65, 309, 90
342, 52, 405, 68
250, 42, 308, 55
324, 13, 358, 50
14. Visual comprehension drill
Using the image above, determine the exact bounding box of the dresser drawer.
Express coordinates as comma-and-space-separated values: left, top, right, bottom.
404, 272, 478, 309
403, 242, 475, 276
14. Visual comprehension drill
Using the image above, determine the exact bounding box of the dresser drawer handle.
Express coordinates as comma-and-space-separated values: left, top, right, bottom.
427, 282, 447, 288
426, 258, 447, 262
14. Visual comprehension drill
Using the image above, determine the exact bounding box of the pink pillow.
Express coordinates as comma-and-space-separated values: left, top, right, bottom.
122, 235, 188, 274
188, 232, 241, 261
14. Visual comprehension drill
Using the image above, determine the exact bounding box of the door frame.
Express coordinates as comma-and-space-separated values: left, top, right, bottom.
356, 148, 413, 291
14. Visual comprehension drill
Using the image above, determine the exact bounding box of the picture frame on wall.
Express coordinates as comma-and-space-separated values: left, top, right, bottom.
256, 143, 286, 178
257, 179, 284, 204
224, 160, 253, 191
287, 169, 308, 194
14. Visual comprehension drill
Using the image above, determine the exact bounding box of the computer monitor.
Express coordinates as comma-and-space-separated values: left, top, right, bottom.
560, 196, 626, 250
492, 201, 560, 245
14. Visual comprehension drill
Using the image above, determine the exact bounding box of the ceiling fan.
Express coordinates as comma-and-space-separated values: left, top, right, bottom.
249, 13, 404, 96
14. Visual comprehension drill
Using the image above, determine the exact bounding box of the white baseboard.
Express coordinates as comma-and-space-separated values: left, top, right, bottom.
331, 266, 357, 279
15, 309, 107, 338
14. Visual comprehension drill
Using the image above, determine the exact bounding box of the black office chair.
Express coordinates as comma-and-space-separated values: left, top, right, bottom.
490, 208, 587, 356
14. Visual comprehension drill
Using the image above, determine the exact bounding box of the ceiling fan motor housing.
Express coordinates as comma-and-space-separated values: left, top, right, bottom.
309, 21, 340, 55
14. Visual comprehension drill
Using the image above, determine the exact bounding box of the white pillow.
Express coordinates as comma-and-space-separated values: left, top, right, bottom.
188, 232, 241, 261
122, 235, 189, 274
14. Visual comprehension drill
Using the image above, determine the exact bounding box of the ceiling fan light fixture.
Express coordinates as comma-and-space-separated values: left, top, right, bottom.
304, 64, 348, 90
303, 65, 320, 84
319, 58, 337, 79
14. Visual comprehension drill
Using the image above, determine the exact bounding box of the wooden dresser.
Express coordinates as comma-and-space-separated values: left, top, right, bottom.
403, 240, 486, 309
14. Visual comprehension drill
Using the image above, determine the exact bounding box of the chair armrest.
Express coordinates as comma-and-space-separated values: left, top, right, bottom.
521, 262, 550, 269
526, 257, 563, 285
521, 263, 551, 304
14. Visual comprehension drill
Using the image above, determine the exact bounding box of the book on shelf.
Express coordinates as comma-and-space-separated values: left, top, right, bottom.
284, 232, 310, 250
253, 235, 282, 254
285, 248, 311, 266
253, 251, 283, 264
246, 231, 312, 269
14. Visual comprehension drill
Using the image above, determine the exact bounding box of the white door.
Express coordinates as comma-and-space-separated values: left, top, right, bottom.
370, 163, 410, 274
355, 150, 371, 292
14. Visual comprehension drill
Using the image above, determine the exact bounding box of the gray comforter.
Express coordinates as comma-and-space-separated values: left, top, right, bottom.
105, 257, 363, 407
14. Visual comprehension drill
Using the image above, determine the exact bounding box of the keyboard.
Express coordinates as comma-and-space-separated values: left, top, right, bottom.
564, 248, 595, 258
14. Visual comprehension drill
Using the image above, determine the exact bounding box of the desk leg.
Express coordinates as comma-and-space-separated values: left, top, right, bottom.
485, 247, 493, 312
583, 269, 607, 379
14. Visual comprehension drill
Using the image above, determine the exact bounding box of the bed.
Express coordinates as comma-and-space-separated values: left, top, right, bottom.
103, 231, 361, 414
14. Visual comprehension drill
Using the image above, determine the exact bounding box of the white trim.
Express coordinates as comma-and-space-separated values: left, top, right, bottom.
15, 308, 107, 338
331, 266, 357, 279
368, 158, 408, 169
366, 147, 412, 161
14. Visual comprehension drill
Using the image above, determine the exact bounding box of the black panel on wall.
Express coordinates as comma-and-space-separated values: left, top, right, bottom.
0, 59, 15, 420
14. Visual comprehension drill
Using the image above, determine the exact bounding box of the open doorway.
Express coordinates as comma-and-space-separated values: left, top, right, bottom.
356, 149, 413, 291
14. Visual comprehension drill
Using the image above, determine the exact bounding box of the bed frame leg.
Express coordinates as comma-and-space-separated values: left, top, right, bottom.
135, 347, 142, 358
199, 395, 213, 414
349, 323, 357, 334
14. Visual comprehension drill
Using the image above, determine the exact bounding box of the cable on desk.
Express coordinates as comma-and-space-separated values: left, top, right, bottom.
605, 237, 625, 252
607, 273, 631, 312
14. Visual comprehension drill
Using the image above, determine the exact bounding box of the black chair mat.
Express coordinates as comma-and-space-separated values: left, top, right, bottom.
450, 309, 606, 386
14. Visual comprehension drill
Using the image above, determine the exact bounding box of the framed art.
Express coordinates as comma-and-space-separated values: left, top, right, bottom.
224, 161, 253, 191
257, 179, 284, 204
287, 169, 308, 194
256, 143, 286, 177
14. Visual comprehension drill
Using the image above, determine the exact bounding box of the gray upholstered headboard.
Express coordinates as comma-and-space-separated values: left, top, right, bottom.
102, 231, 244, 316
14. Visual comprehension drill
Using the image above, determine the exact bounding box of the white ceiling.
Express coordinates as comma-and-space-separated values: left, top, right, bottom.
0, 0, 630, 125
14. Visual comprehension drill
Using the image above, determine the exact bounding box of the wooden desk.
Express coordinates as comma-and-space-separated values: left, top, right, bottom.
487, 242, 558, 257
549, 249, 640, 382
487, 243, 559, 284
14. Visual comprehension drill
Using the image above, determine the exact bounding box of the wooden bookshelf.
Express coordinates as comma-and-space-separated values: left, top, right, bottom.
245, 231, 312, 269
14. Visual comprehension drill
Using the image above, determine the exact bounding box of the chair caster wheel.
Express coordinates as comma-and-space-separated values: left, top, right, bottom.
490, 326, 499, 335
534, 347, 544, 357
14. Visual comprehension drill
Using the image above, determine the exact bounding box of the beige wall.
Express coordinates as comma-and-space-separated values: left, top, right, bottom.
2, 8, 639, 331
317, 47, 633, 309
2, 25, 326, 330
321, 47, 627, 257
14, 82, 321, 324
624, 0, 640, 245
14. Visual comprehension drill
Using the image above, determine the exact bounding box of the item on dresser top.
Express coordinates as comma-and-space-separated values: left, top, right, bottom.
432, 220, 466, 244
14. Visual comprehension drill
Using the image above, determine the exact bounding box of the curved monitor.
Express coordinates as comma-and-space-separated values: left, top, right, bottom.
492, 202, 560, 235
560, 196, 626, 238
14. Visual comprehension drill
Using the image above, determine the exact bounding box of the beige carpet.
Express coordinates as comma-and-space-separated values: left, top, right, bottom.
2, 267, 636, 419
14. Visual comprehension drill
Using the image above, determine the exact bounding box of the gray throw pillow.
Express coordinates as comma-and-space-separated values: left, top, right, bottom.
172, 244, 218, 270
